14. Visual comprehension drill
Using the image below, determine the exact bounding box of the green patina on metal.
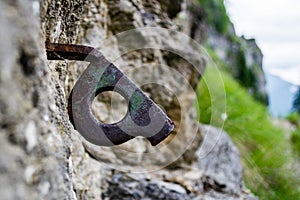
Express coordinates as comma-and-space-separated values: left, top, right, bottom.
46, 43, 174, 146
96, 73, 115, 90
130, 91, 144, 112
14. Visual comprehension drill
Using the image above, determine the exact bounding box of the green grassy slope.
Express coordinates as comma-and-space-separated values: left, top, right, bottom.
287, 113, 300, 158
197, 64, 300, 199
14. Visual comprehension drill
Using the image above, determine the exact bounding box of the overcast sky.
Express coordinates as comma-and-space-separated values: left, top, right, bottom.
225, 0, 300, 85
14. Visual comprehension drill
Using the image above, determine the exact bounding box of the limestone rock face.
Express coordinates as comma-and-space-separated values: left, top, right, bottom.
95, 125, 258, 200
0, 0, 257, 199
196, 125, 258, 200
203, 26, 268, 104
187, 1, 267, 104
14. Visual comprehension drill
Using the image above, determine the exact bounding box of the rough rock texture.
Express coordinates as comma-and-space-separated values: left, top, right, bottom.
188, 0, 268, 104
100, 125, 258, 200
204, 26, 268, 104
0, 0, 257, 199
0, 1, 74, 199
196, 125, 257, 199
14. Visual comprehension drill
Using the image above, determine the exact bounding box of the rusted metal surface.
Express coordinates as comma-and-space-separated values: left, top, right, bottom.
46, 43, 174, 146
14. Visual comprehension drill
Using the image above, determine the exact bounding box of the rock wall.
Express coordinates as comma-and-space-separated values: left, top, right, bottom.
190, 1, 268, 104
205, 27, 268, 104
0, 0, 257, 199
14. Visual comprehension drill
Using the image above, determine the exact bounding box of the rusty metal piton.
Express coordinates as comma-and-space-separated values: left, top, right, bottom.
46, 43, 174, 146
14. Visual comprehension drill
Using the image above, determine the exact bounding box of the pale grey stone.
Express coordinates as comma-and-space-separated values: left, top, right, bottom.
0, 0, 258, 199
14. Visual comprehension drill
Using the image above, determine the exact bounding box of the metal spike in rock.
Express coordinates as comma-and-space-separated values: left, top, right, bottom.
46, 43, 175, 146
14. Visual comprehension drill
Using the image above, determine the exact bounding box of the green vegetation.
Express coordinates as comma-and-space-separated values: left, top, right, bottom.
286, 112, 300, 127
236, 48, 257, 88
291, 129, 300, 156
198, 0, 230, 34
196, 55, 300, 199
197, 1, 300, 198
286, 113, 300, 157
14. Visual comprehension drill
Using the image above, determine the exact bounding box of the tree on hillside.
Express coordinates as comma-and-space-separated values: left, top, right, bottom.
293, 86, 300, 113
